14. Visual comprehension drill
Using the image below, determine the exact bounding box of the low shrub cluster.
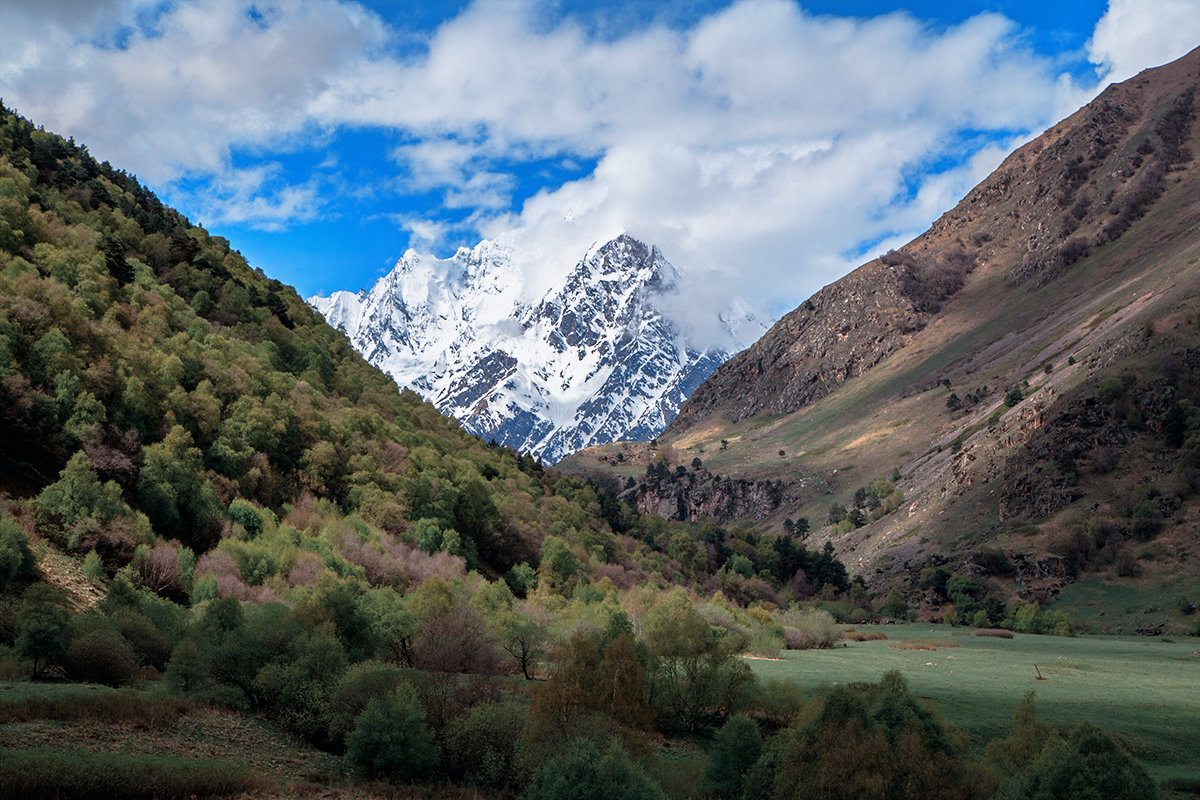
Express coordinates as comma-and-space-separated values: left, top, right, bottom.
0, 686, 192, 724
975, 628, 1015, 639
888, 639, 960, 651
0, 747, 263, 799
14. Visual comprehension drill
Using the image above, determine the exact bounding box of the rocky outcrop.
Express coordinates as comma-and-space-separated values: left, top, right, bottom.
1000, 378, 1177, 521
629, 468, 803, 523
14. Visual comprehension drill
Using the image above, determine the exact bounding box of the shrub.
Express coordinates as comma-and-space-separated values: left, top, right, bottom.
0, 686, 192, 725
999, 721, 1157, 800
345, 685, 438, 783
975, 628, 1015, 639
326, 660, 411, 748
880, 588, 907, 619
82, 549, 106, 583
1005, 387, 1023, 407
226, 499, 265, 538
0, 514, 37, 590
62, 624, 139, 686
781, 609, 838, 650
888, 639, 960, 651
443, 699, 529, 791
525, 739, 664, 800
164, 638, 207, 692
15, 584, 71, 679
122, 619, 173, 674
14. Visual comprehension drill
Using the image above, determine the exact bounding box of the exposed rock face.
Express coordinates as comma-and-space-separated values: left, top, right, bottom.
630, 469, 801, 523
669, 260, 930, 430
1000, 378, 1178, 521
310, 234, 763, 461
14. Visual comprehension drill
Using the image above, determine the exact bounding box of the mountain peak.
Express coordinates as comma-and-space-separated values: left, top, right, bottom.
310, 234, 764, 460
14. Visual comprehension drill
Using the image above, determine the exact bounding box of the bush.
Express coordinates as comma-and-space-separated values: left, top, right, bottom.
1005, 387, 1023, 407
975, 628, 1015, 639
164, 637, 207, 692
15, 584, 71, 679
112, 609, 174, 670
705, 714, 762, 798
345, 685, 438, 783
0, 685, 192, 725
326, 660, 411, 749
781, 609, 838, 650
62, 625, 139, 686
998, 721, 1157, 800
880, 588, 907, 619
0, 514, 37, 590
82, 549, 106, 583
443, 699, 529, 791
525, 739, 664, 800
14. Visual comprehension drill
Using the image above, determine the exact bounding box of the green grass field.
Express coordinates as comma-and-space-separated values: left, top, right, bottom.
746, 624, 1200, 784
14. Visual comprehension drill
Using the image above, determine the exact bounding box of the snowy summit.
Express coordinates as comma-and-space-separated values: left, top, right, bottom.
309, 234, 763, 461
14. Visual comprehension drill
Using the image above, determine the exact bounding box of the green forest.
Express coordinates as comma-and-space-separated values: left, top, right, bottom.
0, 104, 1170, 799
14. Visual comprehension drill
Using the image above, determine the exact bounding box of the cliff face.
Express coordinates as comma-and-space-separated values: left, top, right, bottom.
631, 470, 800, 523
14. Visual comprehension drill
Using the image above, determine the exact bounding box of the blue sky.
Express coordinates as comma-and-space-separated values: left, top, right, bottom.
2, 0, 1199, 323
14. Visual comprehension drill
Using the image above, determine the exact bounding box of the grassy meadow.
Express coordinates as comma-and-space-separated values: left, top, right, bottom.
746, 623, 1200, 784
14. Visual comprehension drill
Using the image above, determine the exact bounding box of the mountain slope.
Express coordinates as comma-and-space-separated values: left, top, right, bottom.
0, 100, 660, 588
562, 46, 1200, 628
309, 234, 763, 462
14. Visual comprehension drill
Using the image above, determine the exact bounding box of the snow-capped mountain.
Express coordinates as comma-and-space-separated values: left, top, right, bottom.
309, 234, 763, 462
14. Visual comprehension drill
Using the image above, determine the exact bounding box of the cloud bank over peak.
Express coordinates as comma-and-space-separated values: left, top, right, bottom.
3, 0, 1199, 319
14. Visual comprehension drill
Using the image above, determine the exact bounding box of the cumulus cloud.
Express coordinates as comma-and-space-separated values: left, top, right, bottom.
1089, 0, 1200, 84
0, 0, 382, 182
172, 163, 325, 231
4, 0, 1198, 325
376, 1, 1084, 315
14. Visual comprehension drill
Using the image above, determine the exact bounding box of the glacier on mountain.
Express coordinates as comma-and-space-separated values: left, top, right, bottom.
308, 234, 763, 462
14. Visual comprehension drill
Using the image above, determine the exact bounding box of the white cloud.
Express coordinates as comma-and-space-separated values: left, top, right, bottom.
1089, 0, 1200, 84
393, 1, 1087, 315
0, 0, 384, 182
5, 0, 1199, 323
176, 163, 323, 232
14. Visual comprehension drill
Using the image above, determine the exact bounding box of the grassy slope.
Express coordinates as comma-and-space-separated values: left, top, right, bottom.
746, 623, 1200, 785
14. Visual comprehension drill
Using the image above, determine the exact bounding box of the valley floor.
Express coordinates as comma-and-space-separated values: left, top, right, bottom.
745, 623, 1200, 786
